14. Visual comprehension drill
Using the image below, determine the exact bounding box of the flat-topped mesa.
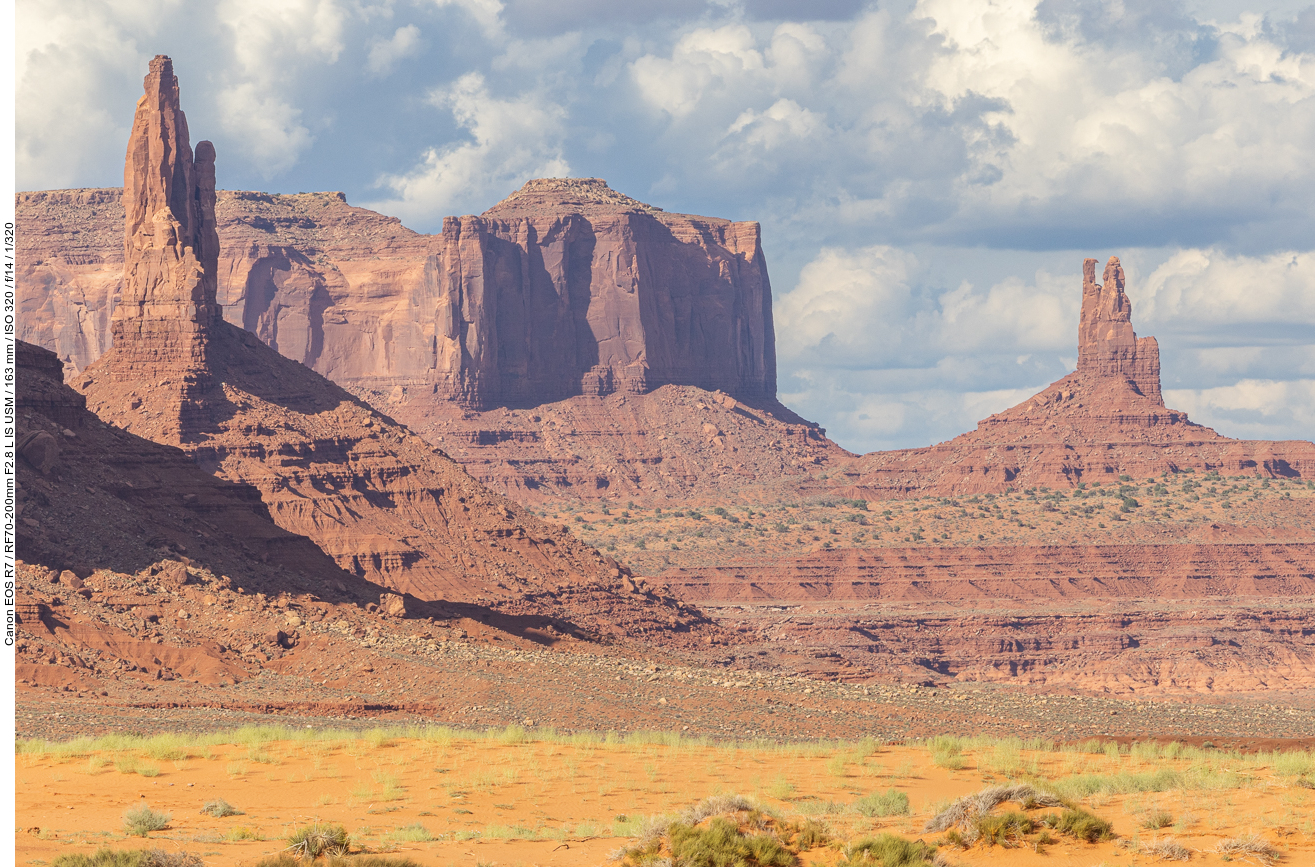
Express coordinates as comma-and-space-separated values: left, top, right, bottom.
1077, 256, 1161, 403
481, 177, 665, 217
434, 177, 777, 408
109, 55, 220, 396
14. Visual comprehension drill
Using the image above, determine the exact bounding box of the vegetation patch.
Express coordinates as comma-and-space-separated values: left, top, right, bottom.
839, 834, 939, 866
200, 798, 242, 818
121, 804, 171, 837
852, 788, 910, 818
1139, 837, 1191, 861
52, 852, 203, 867
1215, 833, 1281, 865
286, 821, 351, 858
613, 794, 829, 867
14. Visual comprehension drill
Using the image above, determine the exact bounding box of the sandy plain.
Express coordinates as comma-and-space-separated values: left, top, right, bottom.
16, 727, 1314, 867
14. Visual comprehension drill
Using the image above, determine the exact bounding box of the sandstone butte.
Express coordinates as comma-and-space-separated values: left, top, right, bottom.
62, 55, 707, 642
828, 257, 1315, 500
18, 182, 844, 505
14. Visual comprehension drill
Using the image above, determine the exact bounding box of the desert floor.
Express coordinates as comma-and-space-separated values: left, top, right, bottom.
557, 474, 1315, 571
17, 727, 1314, 866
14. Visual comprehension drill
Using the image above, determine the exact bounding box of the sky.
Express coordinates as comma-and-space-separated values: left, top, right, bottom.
15, 0, 1315, 453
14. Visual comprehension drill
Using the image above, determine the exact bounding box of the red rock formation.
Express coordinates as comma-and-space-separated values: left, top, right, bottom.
16, 339, 365, 597
18, 178, 777, 406
833, 256, 1315, 497
659, 543, 1315, 605
99, 56, 220, 442
1078, 257, 1161, 402
18, 182, 839, 503
73, 56, 710, 642
431, 178, 776, 407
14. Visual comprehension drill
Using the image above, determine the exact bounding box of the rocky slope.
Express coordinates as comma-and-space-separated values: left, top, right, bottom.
831, 257, 1315, 499
68, 56, 708, 647
19, 178, 845, 503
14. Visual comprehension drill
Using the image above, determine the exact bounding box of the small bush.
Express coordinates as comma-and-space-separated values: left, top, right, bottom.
122, 804, 171, 837
1140, 809, 1173, 830
974, 811, 1033, 847
200, 798, 242, 818
841, 833, 938, 866
1215, 833, 1280, 865
666, 817, 795, 867
287, 822, 351, 858
1140, 837, 1191, 861
853, 789, 910, 818
1045, 808, 1114, 842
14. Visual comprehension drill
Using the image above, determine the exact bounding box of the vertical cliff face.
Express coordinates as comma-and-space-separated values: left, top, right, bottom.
113, 55, 220, 370
1077, 256, 1161, 403
425, 178, 776, 408
93, 55, 222, 442
74, 56, 712, 641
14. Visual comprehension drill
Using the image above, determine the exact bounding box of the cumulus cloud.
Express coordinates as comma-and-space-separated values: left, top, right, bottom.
775, 244, 1083, 450
366, 72, 570, 224
211, 0, 356, 176
367, 24, 423, 75
15, 0, 177, 189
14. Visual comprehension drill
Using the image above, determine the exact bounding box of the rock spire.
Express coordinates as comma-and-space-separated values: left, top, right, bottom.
1077, 256, 1161, 402
111, 55, 220, 379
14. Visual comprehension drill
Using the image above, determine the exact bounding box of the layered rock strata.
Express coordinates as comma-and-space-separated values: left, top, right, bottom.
19, 181, 835, 502
19, 178, 777, 406
834, 257, 1315, 497
73, 56, 709, 640
16, 339, 368, 600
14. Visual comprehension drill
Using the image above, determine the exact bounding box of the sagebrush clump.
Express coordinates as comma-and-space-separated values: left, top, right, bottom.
286, 822, 351, 858
122, 804, 171, 837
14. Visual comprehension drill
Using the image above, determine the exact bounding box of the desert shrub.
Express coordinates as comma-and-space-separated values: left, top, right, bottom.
122, 804, 171, 837
615, 795, 804, 867
200, 798, 242, 817
53, 851, 203, 867
974, 811, 1034, 847
794, 820, 829, 850
853, 789, 910, 817
840, 834, 938, 866
1140, 809, 1173, 830
1044, 807, 1114, 842
1140, 837, 1190, 861
667, 817, 796, 867
924, 784, 1063, 835
287, 821, 351, 858
1215, 833, 1280, 865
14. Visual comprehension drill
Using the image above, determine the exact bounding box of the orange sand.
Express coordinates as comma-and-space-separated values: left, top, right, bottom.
16, 732, 1313, 866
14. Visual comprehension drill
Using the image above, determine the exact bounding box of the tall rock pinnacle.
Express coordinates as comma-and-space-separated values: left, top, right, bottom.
112, 55, 220, 374
1077, 256, 1161, 403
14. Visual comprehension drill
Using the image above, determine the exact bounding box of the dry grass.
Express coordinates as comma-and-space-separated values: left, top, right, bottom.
1215, 833, 1281, 864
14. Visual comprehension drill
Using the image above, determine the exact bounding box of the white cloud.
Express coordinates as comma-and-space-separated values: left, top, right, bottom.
1166, 379, 1315, 440
367, 24, 423, 75
630, 24, 765, 117
216, 83, 315, 176
429, 0, 505, 39
1140, 248, 1315, 333
366, 72, 570, 224
211, 0, 357, 177
15, 0, 178, 189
